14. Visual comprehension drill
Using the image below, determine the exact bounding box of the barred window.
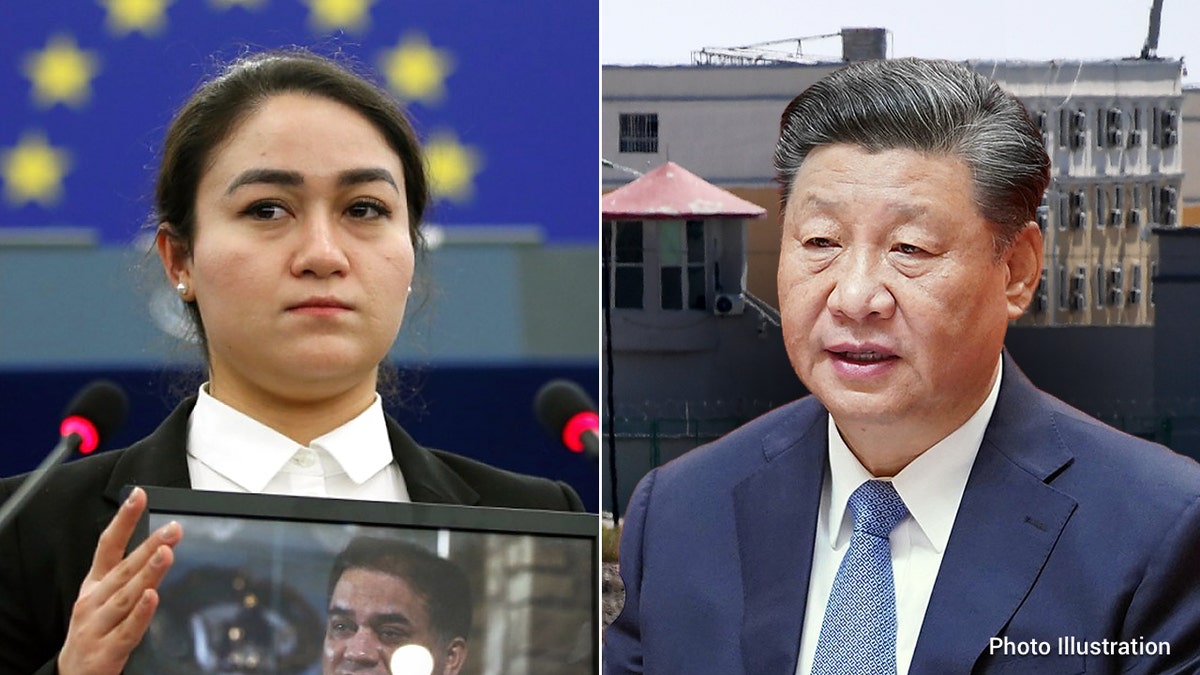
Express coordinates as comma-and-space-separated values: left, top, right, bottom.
658, 220, 707, 310
603, 220, 645, 309
619, 113, 658, 153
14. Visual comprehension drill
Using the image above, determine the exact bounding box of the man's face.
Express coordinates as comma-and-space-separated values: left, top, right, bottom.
322, 568, 465, 675
778, 144, 1035, 451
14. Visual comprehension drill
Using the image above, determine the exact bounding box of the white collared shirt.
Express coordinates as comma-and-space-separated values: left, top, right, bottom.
185, 385, 411, 502
796, 357, 1003, 675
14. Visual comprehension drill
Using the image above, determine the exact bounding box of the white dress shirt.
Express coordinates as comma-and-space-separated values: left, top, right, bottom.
796, 357, 1003, 675
185, 385, 411, 502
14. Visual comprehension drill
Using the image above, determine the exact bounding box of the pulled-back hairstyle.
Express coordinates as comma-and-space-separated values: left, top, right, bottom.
774, 58, 1050, 252
326, 537, 472, 646
155, 48, 428, 352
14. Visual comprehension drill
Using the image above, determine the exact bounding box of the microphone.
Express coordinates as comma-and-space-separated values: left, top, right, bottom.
534, 379, 599, 460
0, 380, 129, 533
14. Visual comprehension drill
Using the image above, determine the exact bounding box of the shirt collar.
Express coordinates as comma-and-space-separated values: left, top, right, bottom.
825, 355, 1003, 553
309, 397, 394, 484
188, 385, 394, 492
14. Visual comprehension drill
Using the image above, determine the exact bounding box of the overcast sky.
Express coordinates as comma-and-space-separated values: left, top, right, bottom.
601, 0, 1200, 85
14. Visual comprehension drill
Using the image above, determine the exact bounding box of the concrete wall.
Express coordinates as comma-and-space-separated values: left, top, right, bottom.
1151, 228, 1200, 458
1181, 87, 1200, 221
602, 64, 840, 188
602, 308, 805, 512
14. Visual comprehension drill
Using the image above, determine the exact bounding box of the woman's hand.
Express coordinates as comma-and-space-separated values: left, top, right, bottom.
57, 487, 183, 675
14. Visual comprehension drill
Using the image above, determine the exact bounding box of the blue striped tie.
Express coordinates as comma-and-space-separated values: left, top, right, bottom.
811, 480, 909, 675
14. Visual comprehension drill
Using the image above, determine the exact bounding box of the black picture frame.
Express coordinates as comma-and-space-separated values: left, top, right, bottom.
127, 486, 597, 675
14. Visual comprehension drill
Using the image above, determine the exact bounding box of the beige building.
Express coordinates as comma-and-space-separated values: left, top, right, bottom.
603, 62, 837, 311
603, 48, 1184, 328
999, 59, 1183, 327
1181, 86, 1200, 225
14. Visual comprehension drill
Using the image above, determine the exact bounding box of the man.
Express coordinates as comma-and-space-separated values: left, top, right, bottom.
604, 58, 1200, 674
323, 536, 471, 675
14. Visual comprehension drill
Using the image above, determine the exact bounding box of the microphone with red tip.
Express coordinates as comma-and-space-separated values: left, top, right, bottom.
534, 380, 599, 460
0, 380, 129, 533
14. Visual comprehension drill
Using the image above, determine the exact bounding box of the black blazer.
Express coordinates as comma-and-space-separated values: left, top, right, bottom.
0, 397, 586, 675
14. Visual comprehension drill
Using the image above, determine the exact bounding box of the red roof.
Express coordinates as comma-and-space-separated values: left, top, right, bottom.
602, 161, 767, 220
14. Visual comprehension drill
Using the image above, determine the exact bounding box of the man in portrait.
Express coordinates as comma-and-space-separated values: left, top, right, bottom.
324, 536, 471, 675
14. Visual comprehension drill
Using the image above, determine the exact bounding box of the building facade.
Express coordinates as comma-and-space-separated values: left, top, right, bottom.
1180, 86, 1200, 224
603, 56, 1185, 327
996, 59, 1183, 327
601, 162, 805, 511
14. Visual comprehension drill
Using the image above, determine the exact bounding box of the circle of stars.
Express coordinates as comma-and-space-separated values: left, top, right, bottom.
3, 0, 483, 212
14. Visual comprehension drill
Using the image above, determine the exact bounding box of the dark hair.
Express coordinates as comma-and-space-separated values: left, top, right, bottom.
774, 58, 1050, 253
326, 537, 472, 645
155, 48, 429, 352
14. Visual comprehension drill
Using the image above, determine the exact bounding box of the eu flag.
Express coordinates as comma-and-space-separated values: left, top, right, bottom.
0, 0, 598, 244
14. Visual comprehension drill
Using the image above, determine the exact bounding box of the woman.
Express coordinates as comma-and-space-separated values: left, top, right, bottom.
0, 50, 584, 675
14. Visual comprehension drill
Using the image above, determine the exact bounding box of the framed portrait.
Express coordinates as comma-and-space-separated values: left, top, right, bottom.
126, 487, 597, 675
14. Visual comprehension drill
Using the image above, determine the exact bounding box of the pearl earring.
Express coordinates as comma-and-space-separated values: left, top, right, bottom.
176, 282, 187, 296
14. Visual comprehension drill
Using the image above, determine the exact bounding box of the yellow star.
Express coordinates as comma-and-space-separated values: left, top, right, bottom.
303, 0, 374, 33
1, 132, 73, 208
210, 0, 265, 9
425, 132, 481, 204
379, 33, 454, 104
22, 35, 101, 109
99, 0, 172, 36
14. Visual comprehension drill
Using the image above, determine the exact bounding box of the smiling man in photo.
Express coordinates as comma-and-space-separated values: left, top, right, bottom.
323, 537, 470, 675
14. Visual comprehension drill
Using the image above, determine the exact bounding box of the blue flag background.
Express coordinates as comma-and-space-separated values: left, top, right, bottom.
1, 0, 598, 244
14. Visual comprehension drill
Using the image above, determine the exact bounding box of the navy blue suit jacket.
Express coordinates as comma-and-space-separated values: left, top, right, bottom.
604, 356, 1200, 673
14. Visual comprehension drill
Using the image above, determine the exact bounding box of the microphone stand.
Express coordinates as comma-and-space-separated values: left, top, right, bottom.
0, 433, 82, 534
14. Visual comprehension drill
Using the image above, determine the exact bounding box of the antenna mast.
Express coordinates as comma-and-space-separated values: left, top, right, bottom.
1140, 0, 1164, 59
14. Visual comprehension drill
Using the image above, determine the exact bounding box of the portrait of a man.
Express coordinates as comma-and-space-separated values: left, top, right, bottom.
323, 537, 471, 675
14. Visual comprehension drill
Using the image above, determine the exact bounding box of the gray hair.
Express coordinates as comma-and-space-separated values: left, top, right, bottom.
774, 58, 1050, 252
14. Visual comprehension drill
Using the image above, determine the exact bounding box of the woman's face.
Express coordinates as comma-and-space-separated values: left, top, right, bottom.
162, 92, 414, 407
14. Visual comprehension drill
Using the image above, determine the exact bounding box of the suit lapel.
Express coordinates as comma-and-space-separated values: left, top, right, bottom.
93, 398, 194, 532
101, 398, 195, 505
734, 401, 827, 675
384, 416, 481, 505
910, 356, 1077, 673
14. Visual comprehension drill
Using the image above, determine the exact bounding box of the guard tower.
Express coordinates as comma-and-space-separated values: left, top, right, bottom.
601, 161, 804, 510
